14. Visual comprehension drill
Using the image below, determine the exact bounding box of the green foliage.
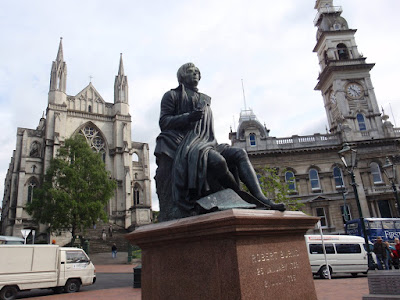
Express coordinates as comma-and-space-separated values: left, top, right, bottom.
132, 249, 142, 259
27, 135, 117, 237
253, 167, 304, 211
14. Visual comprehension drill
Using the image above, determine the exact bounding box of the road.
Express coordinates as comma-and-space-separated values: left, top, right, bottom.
16, 273, 133, 299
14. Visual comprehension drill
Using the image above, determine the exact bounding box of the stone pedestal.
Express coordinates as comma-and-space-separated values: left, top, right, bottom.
126, 209, 319, 300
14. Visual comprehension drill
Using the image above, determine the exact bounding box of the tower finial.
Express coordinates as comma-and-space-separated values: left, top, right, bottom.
241, 79, 247, 110
118, 53, 124, 76
56, 37, 64, 62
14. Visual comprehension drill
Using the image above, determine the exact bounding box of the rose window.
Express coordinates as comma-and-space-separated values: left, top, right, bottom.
80, 126, 105, 154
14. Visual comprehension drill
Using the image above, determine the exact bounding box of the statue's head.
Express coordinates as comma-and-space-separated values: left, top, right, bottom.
177, 63, 201, 88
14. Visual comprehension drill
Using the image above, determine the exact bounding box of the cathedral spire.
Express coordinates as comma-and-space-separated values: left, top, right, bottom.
118, 53, 124, 76
49, 38, 67, 99
114, 53, 128, 104
56, 37, 64, 63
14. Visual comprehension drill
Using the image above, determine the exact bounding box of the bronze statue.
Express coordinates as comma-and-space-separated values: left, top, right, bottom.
155, 63, 285, 221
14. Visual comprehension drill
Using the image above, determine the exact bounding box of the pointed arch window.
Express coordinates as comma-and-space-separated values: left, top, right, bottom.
356, 114, 367, 131
80, 125, 106, 161
337, 43, 349, 60
370, 162, 383, 184
309, 168, 321, 190
249, 133, 256, 146
285, 171, 296, 191
120, 86, 125, 102
88, 105, 92, 113
133, 184, 141, 205
333, 166, 344, 188
27, 179, 36, 203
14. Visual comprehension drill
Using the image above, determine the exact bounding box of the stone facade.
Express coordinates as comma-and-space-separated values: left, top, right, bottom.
1, 40, 152, 240
230, 0, 400, 234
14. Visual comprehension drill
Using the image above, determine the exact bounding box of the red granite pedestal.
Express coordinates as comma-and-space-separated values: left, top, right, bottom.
126, 209, 319, 300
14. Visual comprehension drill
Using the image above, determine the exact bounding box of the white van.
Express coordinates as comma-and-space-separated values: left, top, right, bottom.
0, 236, 24, 245
305, 235, 369, 279
0, 245, 96, 300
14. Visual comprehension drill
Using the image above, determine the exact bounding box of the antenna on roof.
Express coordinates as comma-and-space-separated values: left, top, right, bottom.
389, 103, 397, 128
241, 79, 247, 110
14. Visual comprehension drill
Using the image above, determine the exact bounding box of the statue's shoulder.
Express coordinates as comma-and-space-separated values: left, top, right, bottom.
199, 92, 211, 105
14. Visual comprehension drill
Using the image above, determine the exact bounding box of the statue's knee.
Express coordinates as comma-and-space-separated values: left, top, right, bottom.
233, 148, 248, 161
208, 155, 228, 175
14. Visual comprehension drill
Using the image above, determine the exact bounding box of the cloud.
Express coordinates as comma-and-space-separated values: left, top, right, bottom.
1, 0, 399, 212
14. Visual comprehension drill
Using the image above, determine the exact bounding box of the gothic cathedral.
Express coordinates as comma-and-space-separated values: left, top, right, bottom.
1, 39, 152, 239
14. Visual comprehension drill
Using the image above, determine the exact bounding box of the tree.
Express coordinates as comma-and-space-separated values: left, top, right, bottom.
27, 135, 116, 238
245, 167, 304, 211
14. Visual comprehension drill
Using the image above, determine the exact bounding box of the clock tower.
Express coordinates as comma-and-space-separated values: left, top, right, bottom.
313, 0, 385, 141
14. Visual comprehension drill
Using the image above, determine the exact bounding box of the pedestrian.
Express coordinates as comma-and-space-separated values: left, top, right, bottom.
373, 236, 389, 270
394, 238, 400, 269
112, 243, 117, 258
102, 229, 106, 241
384, 241, 393, 270
109, 224, 113, 237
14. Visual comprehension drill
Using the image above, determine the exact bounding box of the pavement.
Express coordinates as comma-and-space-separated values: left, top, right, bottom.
23, 252, 371, 300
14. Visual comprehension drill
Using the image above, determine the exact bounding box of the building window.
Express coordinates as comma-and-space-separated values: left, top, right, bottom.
356, 114, 367, 131
370, 162, 383, 184
333, 166, 344, 188
88, 105, 92, 113
316, 207, 327, 227
324, 51, 329, 66
133, 184, 141, 205
27, 180, 36, 203
285, 171, 296, 191
341, 205, 351, 224
337, 43, 349, 60
80, 125, 106, 161
249, 133, 256, 146
309, 169, 321, 190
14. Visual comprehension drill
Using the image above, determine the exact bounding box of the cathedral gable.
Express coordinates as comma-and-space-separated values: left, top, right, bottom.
67, 83, 109, 114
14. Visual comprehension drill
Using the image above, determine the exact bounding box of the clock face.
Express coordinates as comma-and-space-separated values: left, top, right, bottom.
346, 83, 363, 99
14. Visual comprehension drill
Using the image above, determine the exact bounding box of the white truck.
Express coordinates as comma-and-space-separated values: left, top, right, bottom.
0, 245, 96, 300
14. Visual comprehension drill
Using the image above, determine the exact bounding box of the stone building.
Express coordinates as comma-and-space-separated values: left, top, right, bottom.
230, 0, 400, 234
1, 39, 152, 239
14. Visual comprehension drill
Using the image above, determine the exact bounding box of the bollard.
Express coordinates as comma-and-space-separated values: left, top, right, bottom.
133, 265, 142, 288
83, 239, 90, 255
127, 243, 133, 263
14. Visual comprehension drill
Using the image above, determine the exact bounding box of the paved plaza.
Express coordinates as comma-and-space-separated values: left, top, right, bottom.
14, 252, 370, 300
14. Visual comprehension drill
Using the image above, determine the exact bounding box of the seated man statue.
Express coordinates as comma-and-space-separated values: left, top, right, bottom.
155, 62, 285, 220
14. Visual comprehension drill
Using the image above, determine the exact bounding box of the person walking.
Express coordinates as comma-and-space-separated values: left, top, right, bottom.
108, 224, 113, 237
373, 236, 389, 270
112, 243, 117, 258
394, 238, 400, 269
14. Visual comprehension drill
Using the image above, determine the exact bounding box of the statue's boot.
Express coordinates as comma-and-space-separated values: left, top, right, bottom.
237, 160, 286, 212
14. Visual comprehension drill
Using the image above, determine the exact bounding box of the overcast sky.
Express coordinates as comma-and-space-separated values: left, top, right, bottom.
1, 0, 399, 211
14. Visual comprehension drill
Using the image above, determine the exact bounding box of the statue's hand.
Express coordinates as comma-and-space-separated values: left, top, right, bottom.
188, 110, 204, 122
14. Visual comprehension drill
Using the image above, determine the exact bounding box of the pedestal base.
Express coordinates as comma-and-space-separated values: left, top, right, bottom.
126, 209, 319, 300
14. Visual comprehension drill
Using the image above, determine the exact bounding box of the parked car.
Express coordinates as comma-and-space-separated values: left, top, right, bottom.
0, 236, 24, 245
305, 235, 371, 279
0, 245, 96, 300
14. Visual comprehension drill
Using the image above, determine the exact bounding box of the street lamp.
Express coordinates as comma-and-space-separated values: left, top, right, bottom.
382, 157, 400, 216
338, 143, 374, 269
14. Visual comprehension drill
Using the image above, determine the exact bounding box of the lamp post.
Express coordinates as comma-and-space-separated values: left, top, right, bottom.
338, 143, 374, 269
382, 157, 400, 216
